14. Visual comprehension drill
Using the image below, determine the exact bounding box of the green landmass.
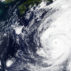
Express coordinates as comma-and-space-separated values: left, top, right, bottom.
18, 0, 41, 15
18, 0, 53, 15
0, 0, 53, 18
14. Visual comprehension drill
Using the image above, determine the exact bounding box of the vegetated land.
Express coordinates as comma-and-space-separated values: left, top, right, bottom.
0, 0, 53, 16
18, 0, 41, 15
18, 0, 53, 15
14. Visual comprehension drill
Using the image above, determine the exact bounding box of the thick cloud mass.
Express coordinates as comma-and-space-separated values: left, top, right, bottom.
0, 0, 71, 71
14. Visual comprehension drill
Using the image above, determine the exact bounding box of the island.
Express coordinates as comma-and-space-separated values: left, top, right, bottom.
0, 0, 53, 20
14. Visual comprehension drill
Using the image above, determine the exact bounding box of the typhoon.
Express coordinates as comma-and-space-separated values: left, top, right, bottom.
0, 0, 71, 71
36, 0, 71, 71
